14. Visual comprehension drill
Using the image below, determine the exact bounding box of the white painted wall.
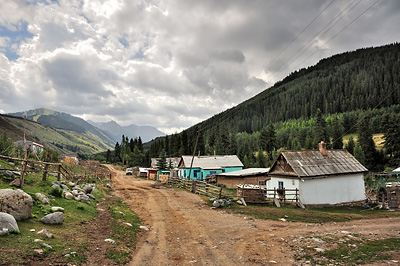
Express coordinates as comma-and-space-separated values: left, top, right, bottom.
267, 174, 366, 205
266, 177, 299, 200
299, 173, 366, 205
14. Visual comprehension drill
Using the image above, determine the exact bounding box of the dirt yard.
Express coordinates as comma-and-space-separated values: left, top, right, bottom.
106, 165, 400, 266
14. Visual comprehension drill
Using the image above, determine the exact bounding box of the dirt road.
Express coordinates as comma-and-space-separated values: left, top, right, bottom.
107, 165, 400, 266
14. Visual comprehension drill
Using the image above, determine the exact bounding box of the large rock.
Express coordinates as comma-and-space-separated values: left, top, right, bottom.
0, 189, 33, 221
41, 212, 63, 225
0, 212, 19, 233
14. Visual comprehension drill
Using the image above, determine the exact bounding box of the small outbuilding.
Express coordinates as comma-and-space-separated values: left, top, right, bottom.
212, 168, 270, 189
267, 142, 368, 207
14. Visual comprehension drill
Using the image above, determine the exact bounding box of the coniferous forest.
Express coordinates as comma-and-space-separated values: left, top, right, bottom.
107, 43, 400, 172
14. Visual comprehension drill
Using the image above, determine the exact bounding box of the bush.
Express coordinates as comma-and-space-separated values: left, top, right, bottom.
50, 187, 63, 198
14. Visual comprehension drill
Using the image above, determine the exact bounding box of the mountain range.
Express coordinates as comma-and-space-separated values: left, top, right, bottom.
2, 108, 164, 155
88, 120, 165, 143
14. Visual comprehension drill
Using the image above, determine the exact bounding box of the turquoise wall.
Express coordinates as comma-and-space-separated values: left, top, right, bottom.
181, 166, 243, 180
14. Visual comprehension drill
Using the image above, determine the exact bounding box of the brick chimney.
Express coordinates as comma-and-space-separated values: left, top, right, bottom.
319, 141, 327, 156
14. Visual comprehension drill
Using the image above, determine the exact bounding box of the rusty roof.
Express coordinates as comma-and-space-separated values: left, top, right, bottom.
271, 150, 368, 178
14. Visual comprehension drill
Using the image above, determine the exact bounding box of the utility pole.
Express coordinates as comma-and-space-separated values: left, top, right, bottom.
188, 127, 201, 180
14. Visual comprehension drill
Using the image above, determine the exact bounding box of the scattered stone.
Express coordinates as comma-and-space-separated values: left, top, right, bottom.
140, 226, 150, 231
0, 212, 19, 232
52, 181, 60, 186
312, 237, 325, 244
35, 193, 50, 205
41, 243, 53, 249
314, 247, 325, 253
60, 184, 69, 190
0, 170, 14, 178
51, 184, 61, 189
34, 239, 43, 242
51, 207, 64, 212
124, 222, 133, 227
83, 184, 93, 194
68, 182, 76, 187
237, 200, 243, 205
279, 218, 287, 222
30, 229, 35, 232
269, 261, 277, 264
87, 194, 95, 199
40, 212, 63, 225
341, 231, 351, 234
64, 192, 73, 200
37, 229, 54, 238
34, 249, 43, 254
0, 189, 33, 221
105, 238, 115, 244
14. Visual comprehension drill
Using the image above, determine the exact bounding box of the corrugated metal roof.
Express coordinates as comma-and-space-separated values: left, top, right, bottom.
151, 157, 181, 168
278, 150, 368, 178
180, 155, 244, 169
215, 168, 270, 177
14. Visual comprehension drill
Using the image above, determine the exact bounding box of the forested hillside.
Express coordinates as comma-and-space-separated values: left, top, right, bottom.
119, 43, 400, 171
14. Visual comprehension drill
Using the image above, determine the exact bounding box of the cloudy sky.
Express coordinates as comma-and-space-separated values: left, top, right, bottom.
0, 0, 399, 134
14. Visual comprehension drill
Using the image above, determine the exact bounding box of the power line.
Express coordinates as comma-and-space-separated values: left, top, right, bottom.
294, 0, 380, 71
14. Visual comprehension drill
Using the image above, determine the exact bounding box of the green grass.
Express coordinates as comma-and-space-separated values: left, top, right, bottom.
224, 203, 400, 224
0, 160, 140, 265
301, 238, 400, 265
106, 199, 141, 264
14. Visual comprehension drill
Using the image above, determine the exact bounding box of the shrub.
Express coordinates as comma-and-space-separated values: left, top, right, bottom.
50, 187, 63, 198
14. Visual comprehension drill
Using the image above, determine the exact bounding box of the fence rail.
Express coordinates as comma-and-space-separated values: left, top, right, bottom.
168, 177, 227, 199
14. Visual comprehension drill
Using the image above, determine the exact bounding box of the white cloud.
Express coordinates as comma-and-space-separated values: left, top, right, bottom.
0, 0, 399, 135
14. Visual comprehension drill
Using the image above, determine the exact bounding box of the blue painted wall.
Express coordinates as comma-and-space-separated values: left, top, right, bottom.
180, 166, 243, 180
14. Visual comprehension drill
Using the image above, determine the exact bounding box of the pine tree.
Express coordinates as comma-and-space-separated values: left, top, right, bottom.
345, 136, 355, 154
114, 142, 121, 162
156, 150, 167, 170
354, 143, 366, 166
357, 115, 377, 170
331, 115, 344, 149
382, 113, 400, 165
313, 109, 329, 147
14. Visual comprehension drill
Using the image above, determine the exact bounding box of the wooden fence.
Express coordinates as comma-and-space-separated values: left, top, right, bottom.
169, 177, 227, 199
0, 152, 110, 187
237, 186, 300, 206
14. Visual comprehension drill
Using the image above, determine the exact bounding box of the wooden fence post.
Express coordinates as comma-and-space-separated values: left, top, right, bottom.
42, 152, 50, 181
18, 145, 31, 188
57, 164, 61, 181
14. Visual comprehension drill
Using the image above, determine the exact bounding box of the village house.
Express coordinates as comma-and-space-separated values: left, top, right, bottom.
178, 155, 244, 180
212, 168, 270, 189
267, 142, 368, 206
14, 140, 44, 153
62, 153, 80, 164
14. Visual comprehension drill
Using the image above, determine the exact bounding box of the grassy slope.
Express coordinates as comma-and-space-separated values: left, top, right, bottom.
1, 115, 113, 154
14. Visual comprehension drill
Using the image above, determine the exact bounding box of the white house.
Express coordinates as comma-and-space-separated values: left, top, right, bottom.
267, 142, 368, 206
14, 140, 44, 153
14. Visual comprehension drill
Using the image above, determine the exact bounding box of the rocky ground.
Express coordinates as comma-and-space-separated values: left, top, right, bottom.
99, 165, 400, 266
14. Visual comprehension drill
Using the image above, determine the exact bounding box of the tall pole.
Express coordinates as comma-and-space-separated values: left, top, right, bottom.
188, 128, 201, 180
23, 115, 26, 152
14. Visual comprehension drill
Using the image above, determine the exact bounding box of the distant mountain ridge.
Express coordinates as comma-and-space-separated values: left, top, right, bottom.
7, 108, 165, 154
88, 120, 165, 143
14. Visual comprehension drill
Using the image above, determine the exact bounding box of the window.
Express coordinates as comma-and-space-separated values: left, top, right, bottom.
278, 181, 284, 189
